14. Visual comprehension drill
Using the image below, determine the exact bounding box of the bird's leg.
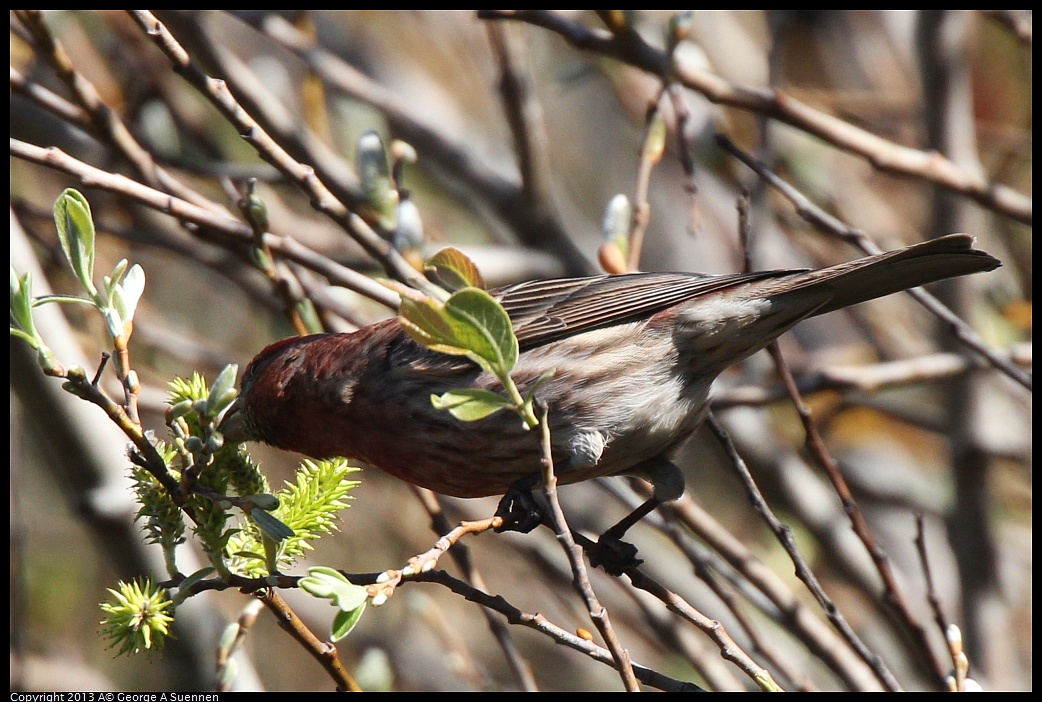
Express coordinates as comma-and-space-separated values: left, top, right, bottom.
494, 473, 544, 534
494, 456, 684, 575
587, 457, 684, 575
494, 449, 588, 533
602, 496, 663, 541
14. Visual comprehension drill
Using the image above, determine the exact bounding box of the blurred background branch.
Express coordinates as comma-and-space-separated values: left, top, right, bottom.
10, 10, 1030, 692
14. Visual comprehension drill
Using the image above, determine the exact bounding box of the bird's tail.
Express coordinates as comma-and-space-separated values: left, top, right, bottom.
785, 234, 1000, 316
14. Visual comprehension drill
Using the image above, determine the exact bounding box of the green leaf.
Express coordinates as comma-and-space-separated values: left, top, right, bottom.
400, 287, 519, 377
525, 369, 557, 401
357, 130, 398, 229
431, 388, 512, 421
31, 294, 95, 307
299, 567, 369, 641
229, 550, 267, 563
109, 286, 130, 333
9, 327, 37, 346
443, 288, 518, 374
179, 567, 216, 591
250, 508, 295, 542
242, 493, 279, 511
10, 269, 38, 343
398, 296, 467, 356
53, 189, 98, 297
103, 259, 129, 300
300, 566, 369, 610
207, 363, 239, 420
330, 602, 367, 642
424, 247, 485, 291
171, 567, 216, 606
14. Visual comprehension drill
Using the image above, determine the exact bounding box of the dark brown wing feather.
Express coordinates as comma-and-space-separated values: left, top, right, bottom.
495, 270, 791, 349
496, 234, 1000, 349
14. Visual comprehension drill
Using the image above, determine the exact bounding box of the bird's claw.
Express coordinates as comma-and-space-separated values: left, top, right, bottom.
494, 495, 543, 534
586, 533, 643, 576
494, 479, 544, 534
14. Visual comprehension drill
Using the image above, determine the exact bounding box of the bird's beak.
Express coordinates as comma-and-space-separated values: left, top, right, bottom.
219, 397, 248, 444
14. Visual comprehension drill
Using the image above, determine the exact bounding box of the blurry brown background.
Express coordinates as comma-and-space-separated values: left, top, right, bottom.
10, 10, 1031, 691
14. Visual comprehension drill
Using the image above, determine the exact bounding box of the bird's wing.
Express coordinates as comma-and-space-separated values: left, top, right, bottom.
495, 270, 789, 349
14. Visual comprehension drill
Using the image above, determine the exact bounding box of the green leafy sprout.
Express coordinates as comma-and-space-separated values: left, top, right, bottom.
300, 566, 369, 642
398, 247, 553, 429
11, 189, 367, 654
99, 578, 175, 656
15, 185, 539, 656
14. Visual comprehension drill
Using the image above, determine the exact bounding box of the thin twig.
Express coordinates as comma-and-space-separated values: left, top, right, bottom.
716, 133, 1030, 392
919, 13, 1007, 685
414, 569, 701, 692
664, 81, 702, 229
536, 405, 640, 691
478, 10, 1031, 225
568, 512, 784, 690
486, 21, 554, 212
411, 488, 539, 691
597, 480, 815, 691
258, 588, 361, 691
126, 10, 440, 298
152, 11, 365, 219
712, 343, 1031, 409
914, 515, 972, 691
706, 413, 903, 691
620, 564, 782, 691
64, 364, 181, 502
367, 516, 502, 603
10, 65, 91, 128
241, 11, 595, 276
627, 93, 667, 271
659, 428, 884, 687
12, 10, 224, 212
766, 343, 947, 683
236, 179, 311, 335
913, 514, 953, 648
9, 138, 400, 309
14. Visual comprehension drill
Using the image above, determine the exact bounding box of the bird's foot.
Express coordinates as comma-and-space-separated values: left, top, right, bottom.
582, 496, 663, 575
585, 533, 643, 576
494, 476, 544, 534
